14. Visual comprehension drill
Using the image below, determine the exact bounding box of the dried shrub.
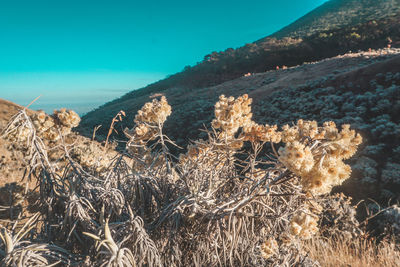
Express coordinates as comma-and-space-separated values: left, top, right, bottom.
0, 94, 373, 266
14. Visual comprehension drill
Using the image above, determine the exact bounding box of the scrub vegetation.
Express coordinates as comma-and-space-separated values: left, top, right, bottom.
2, 1, 400, 265
0, 95, 399, 266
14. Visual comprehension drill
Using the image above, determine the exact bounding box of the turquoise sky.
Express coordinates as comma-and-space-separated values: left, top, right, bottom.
0, 0, 328, 114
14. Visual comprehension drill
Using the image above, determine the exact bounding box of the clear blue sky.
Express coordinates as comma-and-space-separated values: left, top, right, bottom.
0, 0, 328, 114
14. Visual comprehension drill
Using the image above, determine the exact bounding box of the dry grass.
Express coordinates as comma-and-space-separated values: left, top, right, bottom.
304, 236, 400, 267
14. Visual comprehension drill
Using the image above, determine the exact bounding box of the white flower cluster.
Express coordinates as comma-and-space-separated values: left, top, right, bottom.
135, 96, 172, 125
126, 96, 172, 144
33, 109, 80, 141
278, 120, 362, 195
31, 111, 58, 141
179, 97, 256, 170
5, 109, 81, 143
181, 94, 253, 164
241, 122, 281, 143
260, 238, 279, 259
278, 141, 314, 177
54, 108, 80, 129
5, 124, 31, 143
71, 141, 114, 172
211, 94, 252, 139
289, 210, 319, 239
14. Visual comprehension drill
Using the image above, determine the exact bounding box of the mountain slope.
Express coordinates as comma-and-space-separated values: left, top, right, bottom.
268, 0, 400, 39
79, 49, 400, 144
78, 49, 400, 202
79, 0, 400, 179
80, 13, 400, 136
0, 99, 34, 130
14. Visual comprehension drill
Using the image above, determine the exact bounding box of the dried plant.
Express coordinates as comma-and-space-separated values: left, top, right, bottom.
104, 110, 126, 150
125, 96, 175, 172
304, 235, 400, 267
0, 213, 77, 266
211, 94, 252, 140
84, 219, 135, 267
278, 120, 362, 195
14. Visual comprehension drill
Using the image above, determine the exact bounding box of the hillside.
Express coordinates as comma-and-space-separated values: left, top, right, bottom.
268, 0, 400, 39
0, 99, 34, 129
81, 8, 400, 136
77, 0, 400, 202
77, 48, 400, 203
0, 99, 36, 190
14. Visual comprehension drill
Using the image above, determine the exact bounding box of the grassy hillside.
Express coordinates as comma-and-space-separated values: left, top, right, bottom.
268, 0, 400, 39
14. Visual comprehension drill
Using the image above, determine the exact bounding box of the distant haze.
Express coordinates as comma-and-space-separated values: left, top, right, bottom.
0, 0, 328, 115
0, 72, 165, 115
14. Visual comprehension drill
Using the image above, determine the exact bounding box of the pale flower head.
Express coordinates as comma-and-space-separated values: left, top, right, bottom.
290, 210, 319, 239
242, 122, 281, 143
278, 141, 314, 176
212, 94, 252, 139
54, 108, 81, 128
260, 238, 279, 259
134, 96, 172, 125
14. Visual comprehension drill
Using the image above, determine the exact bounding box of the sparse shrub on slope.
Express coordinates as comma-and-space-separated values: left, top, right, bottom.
0, 94, 391, 267
250, 70, 400, 202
